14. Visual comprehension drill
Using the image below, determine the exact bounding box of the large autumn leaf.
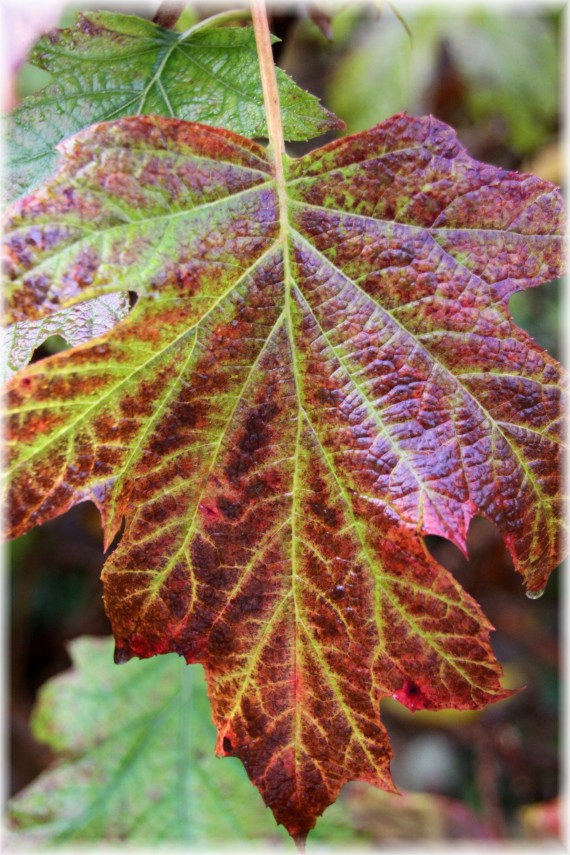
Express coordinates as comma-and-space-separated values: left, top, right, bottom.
4, 114, 565, 840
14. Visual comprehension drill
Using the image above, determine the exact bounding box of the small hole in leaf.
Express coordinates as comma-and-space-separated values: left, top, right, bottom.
30, 334, 70, 364
509, 278, 560, 358
222, 736, 233, 753
104, 515, 125, 558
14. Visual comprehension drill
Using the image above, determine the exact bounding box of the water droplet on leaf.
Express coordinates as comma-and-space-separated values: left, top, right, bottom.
331, 584, 345, 600
526, 587, 546, 600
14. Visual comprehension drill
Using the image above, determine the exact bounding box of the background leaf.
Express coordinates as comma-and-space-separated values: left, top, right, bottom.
7, 636, 288, 844
5, 10, 343, 202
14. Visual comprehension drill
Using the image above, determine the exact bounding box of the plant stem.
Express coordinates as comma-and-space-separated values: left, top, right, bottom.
184, 8, 250, 38
251, 0, 285, 171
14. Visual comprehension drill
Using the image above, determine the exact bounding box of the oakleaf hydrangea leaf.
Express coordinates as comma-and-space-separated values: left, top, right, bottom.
3, 114, 565, 840
5, 11, 343, 201
3, 293, 129, 381
8, 637, 288, 844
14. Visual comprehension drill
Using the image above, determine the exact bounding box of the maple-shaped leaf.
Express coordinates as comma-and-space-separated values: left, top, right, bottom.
5, 11, 343, 202
3, 114, 565, 840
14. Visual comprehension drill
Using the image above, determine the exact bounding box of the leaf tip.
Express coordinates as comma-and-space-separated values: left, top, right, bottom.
309, 10, 334, 41
293, 832, 308, 851
113, 641, 134, 665
328, 113, 347, 131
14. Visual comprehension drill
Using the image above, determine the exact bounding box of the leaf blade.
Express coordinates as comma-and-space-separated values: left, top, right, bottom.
3, 114, 565, 839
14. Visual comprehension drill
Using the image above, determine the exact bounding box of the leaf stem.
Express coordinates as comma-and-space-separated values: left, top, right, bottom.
182, 8, 251, 39
251, 0, 285, 170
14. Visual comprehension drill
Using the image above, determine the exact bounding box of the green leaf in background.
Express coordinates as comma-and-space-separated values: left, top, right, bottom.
6, 11, 343, 202
328, 8, 558, 156
8, 637, 289, 845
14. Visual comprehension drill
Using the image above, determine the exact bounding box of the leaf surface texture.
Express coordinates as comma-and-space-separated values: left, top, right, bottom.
3, 114, 565, 839
3, 294, 129, 380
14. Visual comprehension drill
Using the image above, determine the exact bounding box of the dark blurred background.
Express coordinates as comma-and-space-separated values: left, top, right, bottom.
7, 1, 564, 844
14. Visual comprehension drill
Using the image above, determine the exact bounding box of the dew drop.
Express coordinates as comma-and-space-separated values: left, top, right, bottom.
526, 587, 546, 600
331, 584, 345, 600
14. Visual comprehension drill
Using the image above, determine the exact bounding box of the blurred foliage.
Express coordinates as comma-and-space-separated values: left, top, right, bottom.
518, 797, 561, 839
326, 5, 560, 158
8, 638, 291, 845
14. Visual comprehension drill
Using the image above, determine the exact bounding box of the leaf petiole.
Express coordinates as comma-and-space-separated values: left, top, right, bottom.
177, 7, 251, 41
251, 0, 286, 165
